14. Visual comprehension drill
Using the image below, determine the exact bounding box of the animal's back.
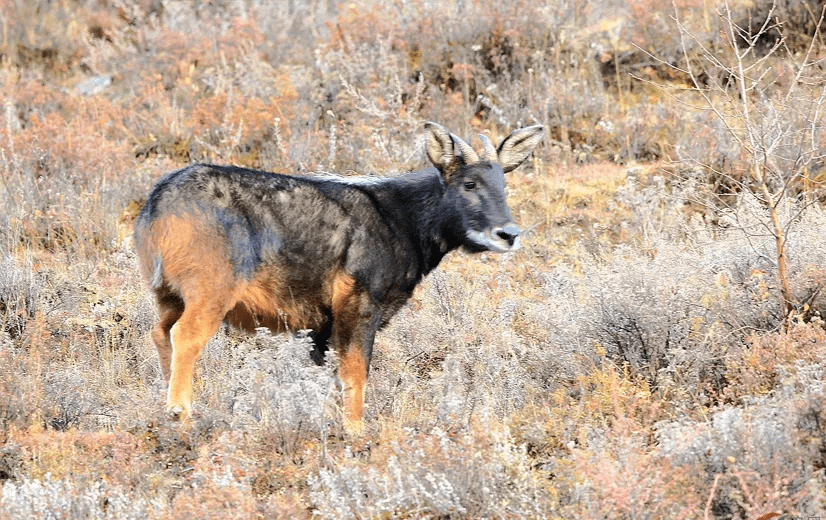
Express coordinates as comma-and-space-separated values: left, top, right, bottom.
134, 163, 420, 334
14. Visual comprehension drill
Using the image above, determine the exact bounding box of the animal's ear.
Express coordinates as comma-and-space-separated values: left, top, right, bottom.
496, 125, 545, 173
424, 122, 456, 173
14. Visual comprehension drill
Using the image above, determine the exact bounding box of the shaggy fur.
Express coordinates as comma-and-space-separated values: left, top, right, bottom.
134, 122, 544, 430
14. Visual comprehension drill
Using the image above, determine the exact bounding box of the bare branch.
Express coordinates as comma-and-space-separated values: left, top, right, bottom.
784, 4, 826, 104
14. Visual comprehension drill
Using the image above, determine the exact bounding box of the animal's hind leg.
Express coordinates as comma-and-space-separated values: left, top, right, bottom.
151, 292, 184, 383
166, 299, 226, 420
308, 317, 333, 366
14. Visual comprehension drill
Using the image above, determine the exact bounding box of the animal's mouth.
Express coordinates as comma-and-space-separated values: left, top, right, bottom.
465, 228, 522, 252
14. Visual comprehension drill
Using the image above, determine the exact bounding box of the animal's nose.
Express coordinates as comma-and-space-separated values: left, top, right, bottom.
495, 224, 521, 246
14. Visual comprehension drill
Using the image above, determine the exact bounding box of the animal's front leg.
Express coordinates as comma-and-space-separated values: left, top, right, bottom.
338, 334, 372, 430
330, 272, 380, 434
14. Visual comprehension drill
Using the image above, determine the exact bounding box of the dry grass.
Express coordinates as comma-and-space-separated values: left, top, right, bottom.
0, 0, 825, 518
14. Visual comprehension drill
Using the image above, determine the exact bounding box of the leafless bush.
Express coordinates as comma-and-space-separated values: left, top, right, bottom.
199, 328, 338, 446
657, 387, 826, 518
41, 367, 109, 431
542, 172, 826, 398
0, 334, 28, 432
0, 254, 41, 339
371, 267, 547, 430
662, 0, 826, 321
308, 425, 548, 518
1, 473, 165, 519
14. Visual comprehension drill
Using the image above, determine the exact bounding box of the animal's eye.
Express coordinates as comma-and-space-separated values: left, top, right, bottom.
464, 181, 477, 190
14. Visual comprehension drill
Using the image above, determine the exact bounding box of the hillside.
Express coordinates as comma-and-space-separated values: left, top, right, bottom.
0, 0, 825, 517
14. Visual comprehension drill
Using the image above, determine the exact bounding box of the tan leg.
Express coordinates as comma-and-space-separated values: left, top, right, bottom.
166, 303, 225, 420
339, 347, 368, 433
151, 303, 183, 383
140, 214, 241, 421
330, 272, 379, 434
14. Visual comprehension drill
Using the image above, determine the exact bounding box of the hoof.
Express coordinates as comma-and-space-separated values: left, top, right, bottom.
343, 417, 365, 436
167, 405, 188, 422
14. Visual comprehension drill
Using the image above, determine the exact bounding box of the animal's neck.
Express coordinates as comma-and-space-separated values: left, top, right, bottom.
368, 169, 460, 276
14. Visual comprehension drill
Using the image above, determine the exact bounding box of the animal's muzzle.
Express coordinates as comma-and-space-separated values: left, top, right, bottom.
494, 224, 521, 248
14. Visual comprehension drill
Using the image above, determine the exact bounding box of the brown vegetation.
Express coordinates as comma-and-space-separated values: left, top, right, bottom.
0, 0, 824, 517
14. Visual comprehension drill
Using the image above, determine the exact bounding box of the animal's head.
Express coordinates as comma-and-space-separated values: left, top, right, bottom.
425, 121, 544, 253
